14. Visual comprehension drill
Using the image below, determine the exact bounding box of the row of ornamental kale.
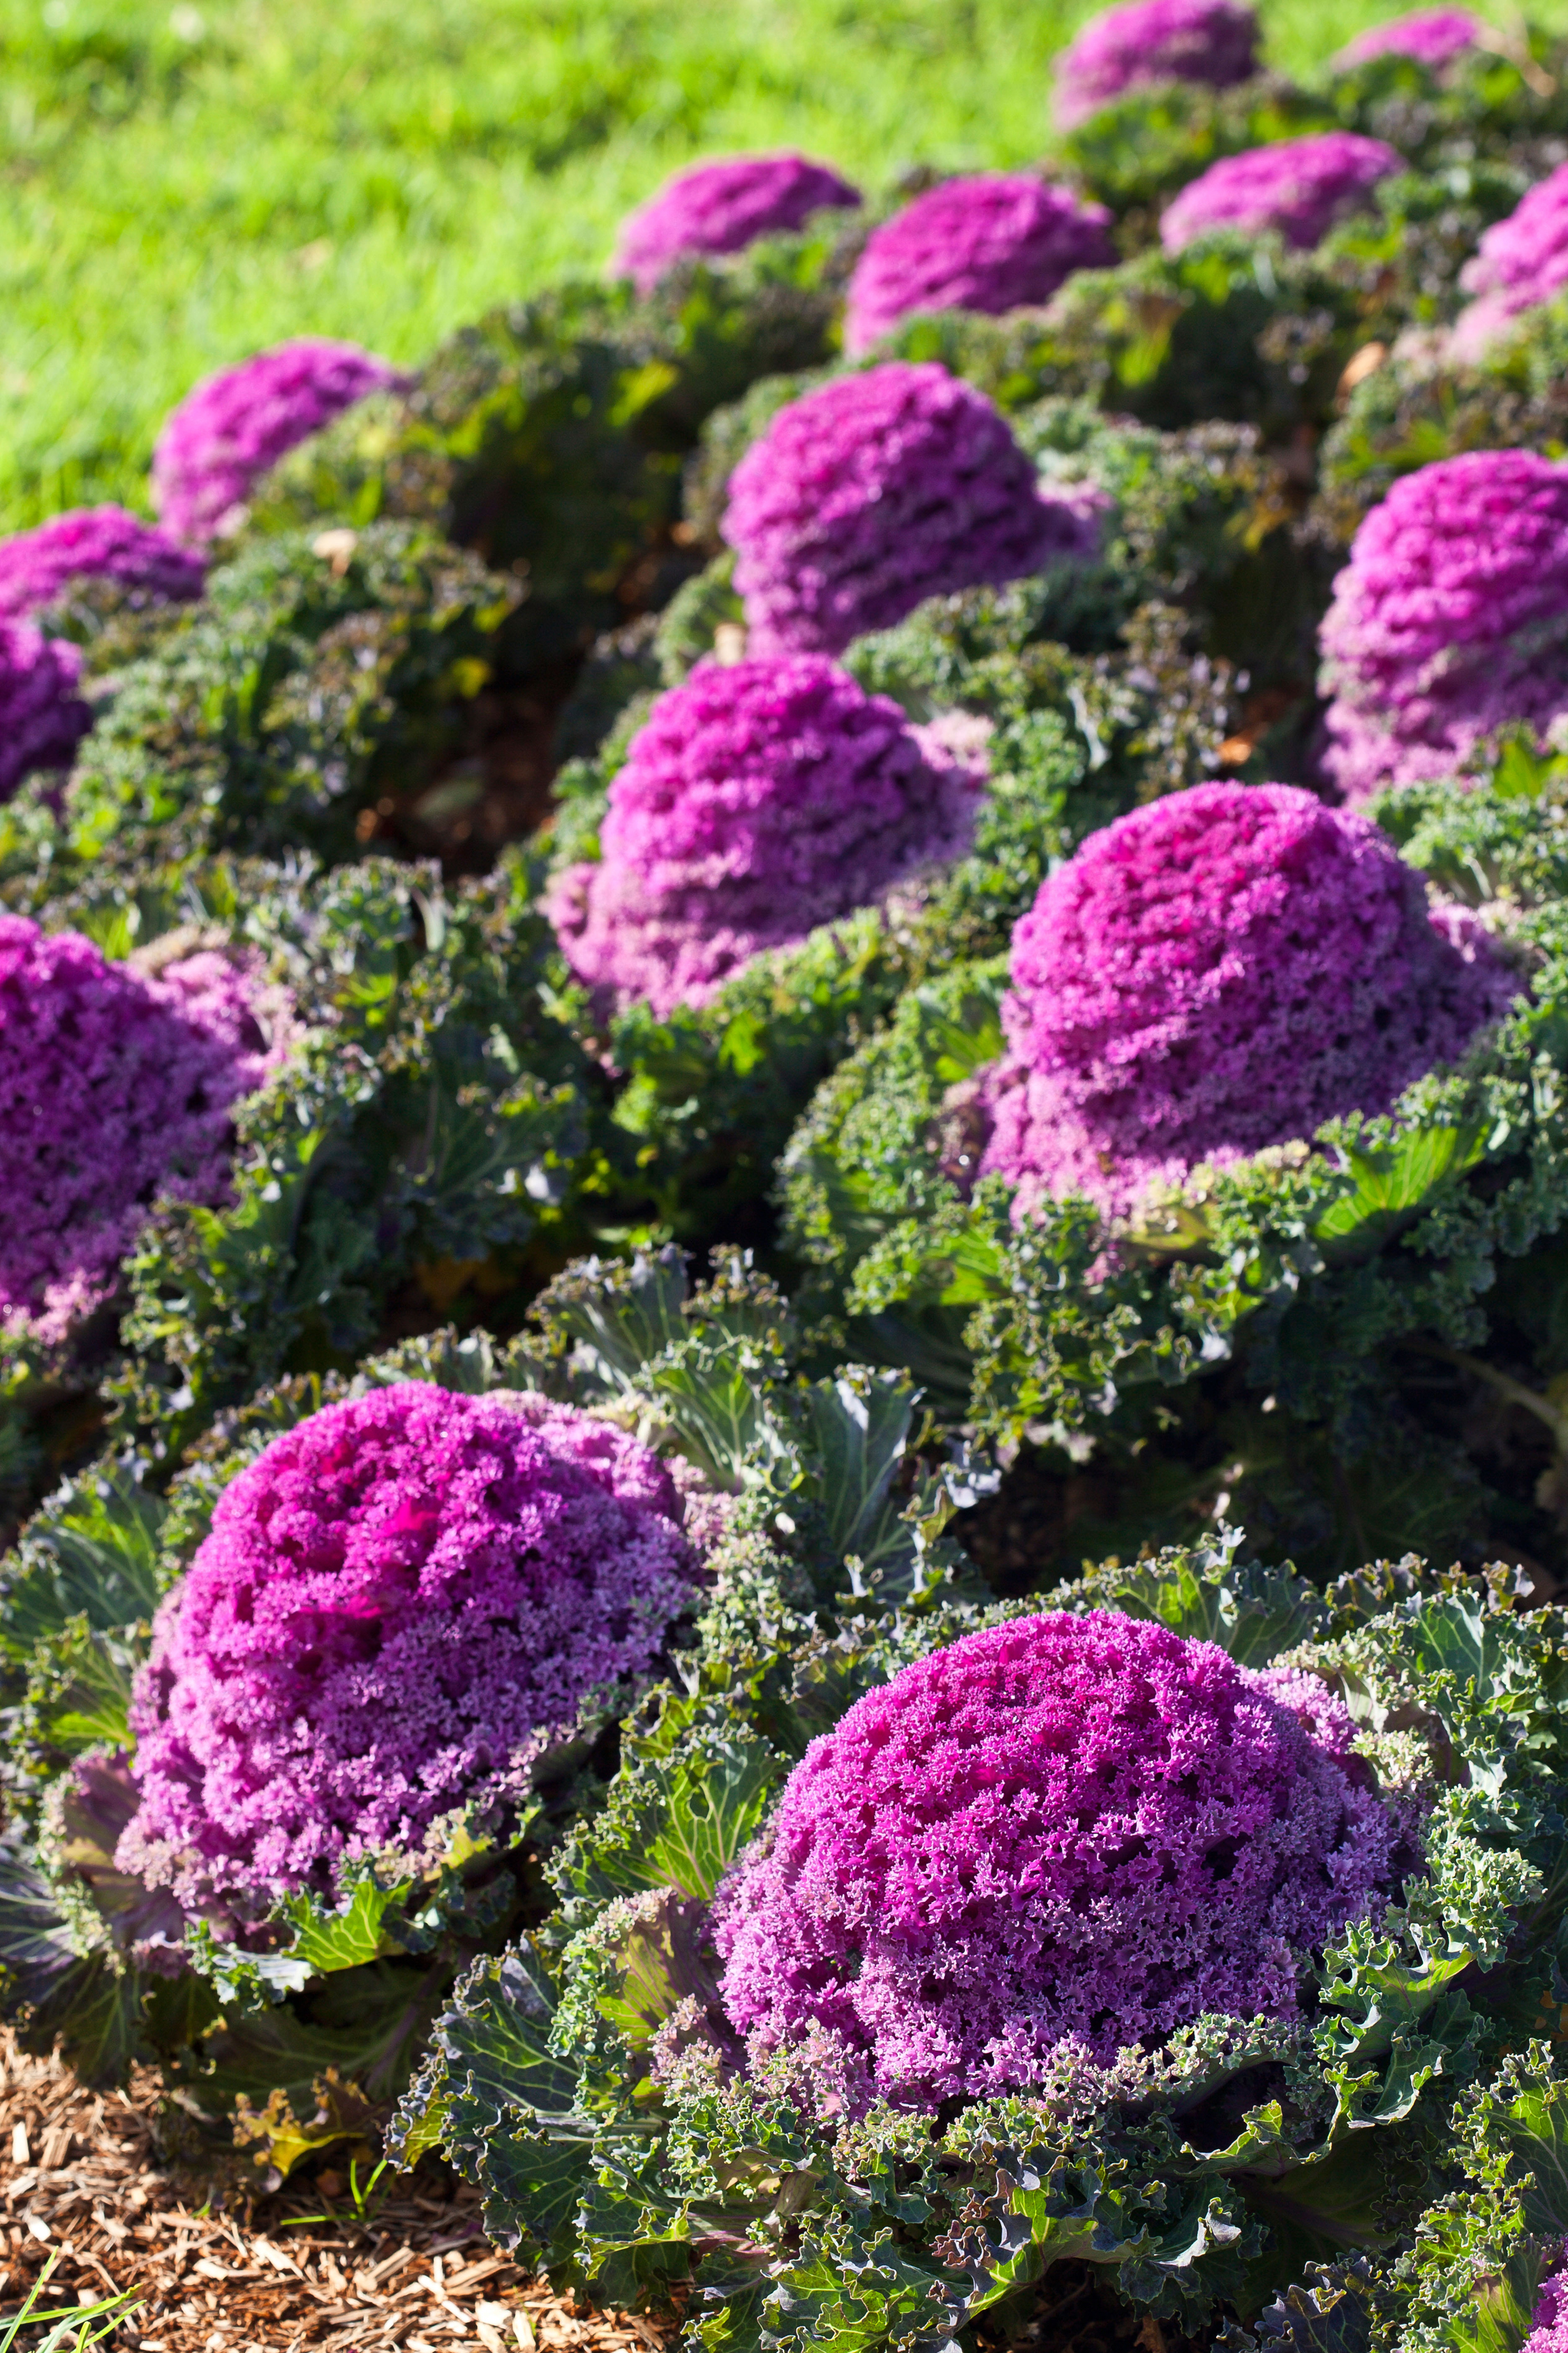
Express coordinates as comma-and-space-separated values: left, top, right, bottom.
10, 2, 1568, 2349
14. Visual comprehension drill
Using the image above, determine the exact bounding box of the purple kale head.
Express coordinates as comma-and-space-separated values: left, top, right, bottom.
1319, 448, 1568, 799
1451, 162, 1568, 363
1335, 7, 1481, 67
0, 618, 89, 799
547, 654, 983, 1017
1051, 0, 1259, 131
611, 154, 861, 297
0, 506, 206, 619
152, 339, 408, 545
1526, 2271, 1568, 2353
721, 361, 1097, 656
977, 779, 1516, 1219
716, 1609, 1396, 2108
1160, 132, 1402, 253
843, 175, 1115, 355
118, 1385, 701, 1907
0, 920, 292, 1345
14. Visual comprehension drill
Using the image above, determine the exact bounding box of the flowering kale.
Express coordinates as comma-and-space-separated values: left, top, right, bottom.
1528, 2273, 1568, 2353
119, 1382, 697, 1908
721, 362, 1095, 655
1335, 6, 1481, 66
1319, 449, 1568, 799
547, 654, 982, 1017
842, 176, 1115, 355
611, 154, 861, 295
1051, 0, 1259, 131
0, 917, 288, 1347
1160, 132, 1403, 253
1452, 163, 1568, 362
716, 1609, 1393, 2105
0, 507, 205, 619
978, 780, 1512, 1218
152, 339, 408, 544
0, 619, 89, 802
402, 1534, 1567, 2343
780, 766, 1568, 1584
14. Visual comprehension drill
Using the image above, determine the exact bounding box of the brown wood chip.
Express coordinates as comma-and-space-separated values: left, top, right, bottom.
0, 2026, 678, 2353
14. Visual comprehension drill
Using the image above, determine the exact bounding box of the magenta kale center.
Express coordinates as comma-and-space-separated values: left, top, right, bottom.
716, 1610, 1396, 2107
119, 1385, 701, 1905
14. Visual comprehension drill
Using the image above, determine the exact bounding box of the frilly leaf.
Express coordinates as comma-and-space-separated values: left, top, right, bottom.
1051, 1526, 1329, 1665
1220, 2257, 1375, 2353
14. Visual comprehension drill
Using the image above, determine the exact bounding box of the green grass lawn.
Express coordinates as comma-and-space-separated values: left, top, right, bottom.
0, 0, 1551, 533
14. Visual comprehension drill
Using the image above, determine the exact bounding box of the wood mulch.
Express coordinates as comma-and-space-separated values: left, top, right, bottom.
0, 2030, 672, 2353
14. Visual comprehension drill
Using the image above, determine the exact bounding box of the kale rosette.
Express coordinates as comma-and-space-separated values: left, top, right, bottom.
399, 1534, 1568, 2349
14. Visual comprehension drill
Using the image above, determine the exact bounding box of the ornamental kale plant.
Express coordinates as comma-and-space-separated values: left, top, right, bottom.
0, 1336, 699, 2118
713, 1609, 1394, 2098
1319, 449, 1568, 801
546, 654, 982, 1019
0, 1248, 983, 2148
776, 765, 1568, 1584
0, 508, 205, 621
721, 364, 1100, 656
1451, 161, 1568, 361
152, 339, 408, 545
121, 1382, 702, 1911
841, 177, 1115, 357
977, 780, 1514, 1216
1049, 0, 1260, 133
1159, 133, 1403, 252
0, 522, 522, 878
0, 915, 292, 1348
398, 1533, 1568, 2347
611, 156, 861, 296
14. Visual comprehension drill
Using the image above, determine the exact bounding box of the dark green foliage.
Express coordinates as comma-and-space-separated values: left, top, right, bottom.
551, 616, 662, 766
1316, 161, 1530, 332
875, 239, 1366, 442
0, 523, 520, 883
397, 1534, 1568, 2347
1314, 291, 1568, 549
1053, 74, 1332, 223
112, 857, 602, 1458
1322, 34, 1568, 172
1370, 2051, 1568, 2352
248, 231, 858, 670
776, 769, 1568, 1584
